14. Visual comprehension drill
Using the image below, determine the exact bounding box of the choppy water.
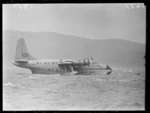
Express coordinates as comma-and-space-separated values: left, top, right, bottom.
3, 67, 145, 110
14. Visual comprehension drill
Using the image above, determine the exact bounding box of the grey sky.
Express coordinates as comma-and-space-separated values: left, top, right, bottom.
3, 4, 146, 44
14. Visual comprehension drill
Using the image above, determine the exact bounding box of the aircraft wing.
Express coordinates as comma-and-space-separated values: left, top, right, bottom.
59, 58, 91, 66
58, 61, 72, 66
58, 61, 78, 75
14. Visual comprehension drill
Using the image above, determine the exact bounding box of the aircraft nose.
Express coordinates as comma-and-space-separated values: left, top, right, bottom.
106, 65, 112, 70
106, 65, 113, 75
107, 70, 112, 75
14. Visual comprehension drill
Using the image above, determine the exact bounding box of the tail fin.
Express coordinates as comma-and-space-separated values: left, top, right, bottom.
15, 38, 37, 60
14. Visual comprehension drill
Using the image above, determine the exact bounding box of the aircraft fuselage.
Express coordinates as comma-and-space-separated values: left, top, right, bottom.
13, 38, 112, 75
13, 59, 112, 75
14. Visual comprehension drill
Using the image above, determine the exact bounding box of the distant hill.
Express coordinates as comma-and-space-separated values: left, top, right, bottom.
3, 30, 145, 68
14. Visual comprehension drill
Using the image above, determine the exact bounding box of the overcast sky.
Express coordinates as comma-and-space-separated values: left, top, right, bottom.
3, 4, 146, 44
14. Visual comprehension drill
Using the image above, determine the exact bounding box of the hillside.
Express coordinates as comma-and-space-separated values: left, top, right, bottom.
3, 30, 145, 68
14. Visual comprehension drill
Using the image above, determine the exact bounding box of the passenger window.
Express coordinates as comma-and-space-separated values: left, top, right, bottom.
37, 63, 38, 64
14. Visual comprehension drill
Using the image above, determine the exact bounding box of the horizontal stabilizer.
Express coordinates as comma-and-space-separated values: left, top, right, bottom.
15, 59, 28, 63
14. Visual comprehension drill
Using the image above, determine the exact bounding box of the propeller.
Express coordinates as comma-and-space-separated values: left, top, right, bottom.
84, 59, 86, 65
86, 58, 90, 65
90, 56, 93, 61
88, 57, 93, 64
